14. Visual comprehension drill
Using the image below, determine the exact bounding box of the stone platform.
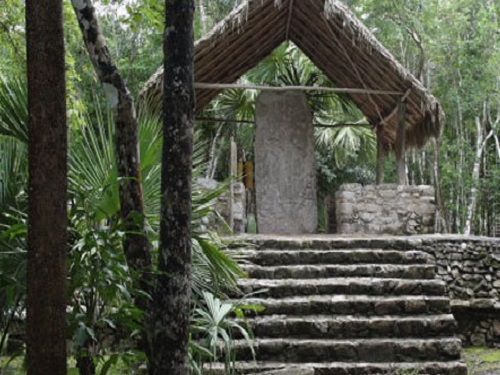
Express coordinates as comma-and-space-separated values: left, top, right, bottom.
205, 235, 494, 374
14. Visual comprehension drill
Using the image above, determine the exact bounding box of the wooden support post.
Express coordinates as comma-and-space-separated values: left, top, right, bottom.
376, 129, 385, 185
229, 137, 237, 230
396, 99, 408, 185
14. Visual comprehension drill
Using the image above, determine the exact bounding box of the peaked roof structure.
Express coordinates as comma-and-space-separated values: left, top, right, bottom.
141, 0, 444, 149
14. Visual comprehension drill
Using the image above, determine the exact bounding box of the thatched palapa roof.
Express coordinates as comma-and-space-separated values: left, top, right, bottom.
141, 0, 444, 149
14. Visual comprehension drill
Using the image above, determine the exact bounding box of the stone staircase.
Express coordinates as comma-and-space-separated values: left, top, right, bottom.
210, 237, 468, 375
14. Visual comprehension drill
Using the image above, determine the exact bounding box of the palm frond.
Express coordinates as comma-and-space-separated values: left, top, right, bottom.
0, 77, 28, 143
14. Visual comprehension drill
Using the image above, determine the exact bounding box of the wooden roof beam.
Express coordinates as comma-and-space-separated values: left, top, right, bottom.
194, 82, 404, 96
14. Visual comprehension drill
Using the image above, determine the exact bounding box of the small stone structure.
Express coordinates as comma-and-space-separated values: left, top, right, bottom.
335, 183, 436, 235
255, 91, 317, 234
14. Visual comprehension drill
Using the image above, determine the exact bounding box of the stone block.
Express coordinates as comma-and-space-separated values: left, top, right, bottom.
255, 91, 317, 234
338, 183, 362, 192
335, 184, 438, 235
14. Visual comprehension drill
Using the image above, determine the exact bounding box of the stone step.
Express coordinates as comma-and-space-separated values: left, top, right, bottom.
238, 314, 457, 339
242, 263, 436, 279
237, 295, 450, 316
237, 278, 446, 298
204, 361, 468, 375
228, 337, 462, 362
230, 249, 432, 266
228, 237, 421, 251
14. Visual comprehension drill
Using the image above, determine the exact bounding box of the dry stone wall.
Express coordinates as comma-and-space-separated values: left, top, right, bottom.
335, 184, 436, 235
417, 238, 500, 300
416, 236, 500, 347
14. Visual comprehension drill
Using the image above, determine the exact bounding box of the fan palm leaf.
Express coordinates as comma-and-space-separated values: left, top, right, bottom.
0, 76, 28, 144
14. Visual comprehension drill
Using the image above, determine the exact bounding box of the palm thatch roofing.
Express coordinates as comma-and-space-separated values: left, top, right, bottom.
140, 0, 444, 149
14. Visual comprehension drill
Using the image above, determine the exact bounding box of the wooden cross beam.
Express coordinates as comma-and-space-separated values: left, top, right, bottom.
195, 82, 404, 96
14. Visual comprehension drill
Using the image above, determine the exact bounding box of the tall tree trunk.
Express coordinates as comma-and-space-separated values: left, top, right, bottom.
26, 0, 68, 373
149, 0, 195, 374
464, 116, 494, 235
71, 0, 152, 311
432, 137, 449, 233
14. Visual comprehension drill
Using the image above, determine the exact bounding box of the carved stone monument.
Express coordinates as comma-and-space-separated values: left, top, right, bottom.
255, 91, 317, 234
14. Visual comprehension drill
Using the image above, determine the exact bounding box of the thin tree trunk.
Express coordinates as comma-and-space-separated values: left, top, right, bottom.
149, 0, 195, 374
464, 116, 494, 235
26, 0, 68, 373
206, 124, 223, 179
198, 0, 209, 34
432, 137, 449, 233
76, 339, 96, 375
71, 0, 152, 310
210, 151, 221, 180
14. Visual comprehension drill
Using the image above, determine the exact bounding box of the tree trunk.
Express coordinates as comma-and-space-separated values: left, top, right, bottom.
432, 137, 449, 233
198, 0, 209, 34
206, 124, 223, 179
149, 0, 195, 374
464, 116, 494, 235
26, 0, 68, 373
71, 0, 152, 311
75, 339, 96, 375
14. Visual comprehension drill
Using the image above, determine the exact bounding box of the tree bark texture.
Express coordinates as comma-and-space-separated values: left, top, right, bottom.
149, 1, 195, 373
464, 116, 494, 235
26, 0, 68, 373
71, 0, 152, 307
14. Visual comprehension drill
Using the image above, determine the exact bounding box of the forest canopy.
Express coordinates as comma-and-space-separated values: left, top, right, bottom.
2, 0, 497, 235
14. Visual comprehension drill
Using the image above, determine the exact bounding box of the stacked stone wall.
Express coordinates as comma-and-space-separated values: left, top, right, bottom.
416, 238, 500, 300
415, 237, 500, 347
335, 184, 436, 235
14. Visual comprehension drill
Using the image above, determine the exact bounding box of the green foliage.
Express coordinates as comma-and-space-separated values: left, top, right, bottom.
0, 76, 247, 372
68, 200, 145, 373
464, 347, 500, 375
0, 76, 28, 143
202, 42, 376, 184
0, 0, 25, 77
0, 77, 28, 365
190, 291, 254, 375
348, 0, 499, 234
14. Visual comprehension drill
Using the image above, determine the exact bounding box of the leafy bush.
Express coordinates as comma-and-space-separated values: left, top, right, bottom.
0, 77, 248, 374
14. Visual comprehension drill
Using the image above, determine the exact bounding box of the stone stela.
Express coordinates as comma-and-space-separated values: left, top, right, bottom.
255, 91, 318, 234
